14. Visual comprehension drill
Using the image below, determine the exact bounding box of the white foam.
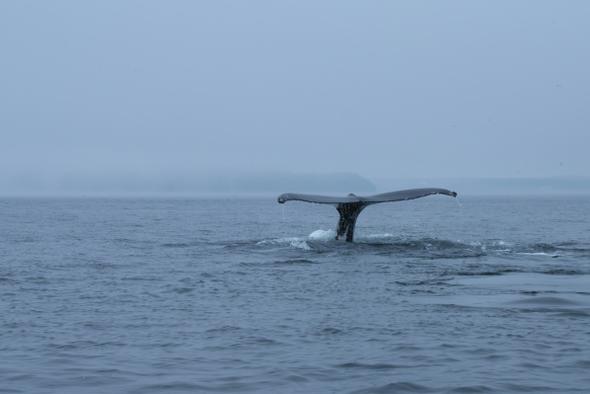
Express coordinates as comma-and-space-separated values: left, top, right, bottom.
308, 229, 335, 241
290, 240, 311, 250
519, 252, 558, 256
308, 230, 398, 243
257, 236, 307, 246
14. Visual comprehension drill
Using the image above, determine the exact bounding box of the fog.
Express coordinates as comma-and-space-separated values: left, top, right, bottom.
2, 1, 589, 193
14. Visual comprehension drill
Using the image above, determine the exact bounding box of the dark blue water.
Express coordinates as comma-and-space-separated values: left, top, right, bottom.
1, 195, 589, 393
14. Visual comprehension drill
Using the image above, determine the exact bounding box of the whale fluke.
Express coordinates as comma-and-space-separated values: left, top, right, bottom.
278, 188, 457, 242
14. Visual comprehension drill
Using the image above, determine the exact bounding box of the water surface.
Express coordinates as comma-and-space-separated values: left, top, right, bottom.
1, 195, 589, 393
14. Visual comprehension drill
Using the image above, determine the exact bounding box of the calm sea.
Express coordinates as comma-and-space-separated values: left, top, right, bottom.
1, 195, 589, 393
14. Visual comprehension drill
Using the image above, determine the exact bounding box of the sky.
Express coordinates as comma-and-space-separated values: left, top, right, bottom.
1, 1, 589, 190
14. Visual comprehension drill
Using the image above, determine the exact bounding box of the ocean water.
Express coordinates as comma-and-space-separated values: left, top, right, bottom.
1, 195, 589, 393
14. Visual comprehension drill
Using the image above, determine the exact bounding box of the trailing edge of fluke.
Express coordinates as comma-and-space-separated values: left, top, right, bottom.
277, 188, 457, 242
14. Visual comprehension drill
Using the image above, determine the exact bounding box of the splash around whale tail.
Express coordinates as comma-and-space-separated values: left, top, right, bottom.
277, 188, 457, 242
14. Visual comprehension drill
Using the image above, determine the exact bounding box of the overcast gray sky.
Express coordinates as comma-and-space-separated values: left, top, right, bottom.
2, 1, 589, 186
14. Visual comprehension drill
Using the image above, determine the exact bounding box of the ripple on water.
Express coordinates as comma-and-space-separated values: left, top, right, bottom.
350, 381, 432, 394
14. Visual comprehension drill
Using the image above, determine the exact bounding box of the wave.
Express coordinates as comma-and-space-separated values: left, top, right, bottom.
256, 229, 588, 263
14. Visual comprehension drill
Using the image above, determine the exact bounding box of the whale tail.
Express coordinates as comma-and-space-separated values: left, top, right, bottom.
278, 188, 457, 242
